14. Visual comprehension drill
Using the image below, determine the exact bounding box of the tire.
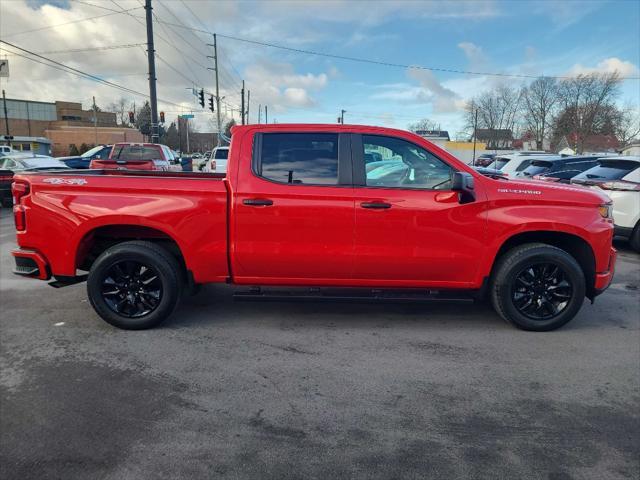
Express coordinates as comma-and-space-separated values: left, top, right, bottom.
87, 241, 183, 330
629, 223, 640, 253
490, 243, 586, 331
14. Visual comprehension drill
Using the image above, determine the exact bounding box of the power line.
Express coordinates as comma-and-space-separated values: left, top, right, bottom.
1, 6, 144, 38
122, 13, 640, 81
2, 43, 146, 56
214, 33, 640, 81
0, 40, 187, 109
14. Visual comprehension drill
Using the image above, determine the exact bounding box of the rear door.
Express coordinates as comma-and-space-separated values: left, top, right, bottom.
232, 131, 355, 284
351, 133, 488, 287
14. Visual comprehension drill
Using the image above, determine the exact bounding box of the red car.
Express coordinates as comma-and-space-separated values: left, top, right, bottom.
11, 124, 615, 331
90, 143, 181, 171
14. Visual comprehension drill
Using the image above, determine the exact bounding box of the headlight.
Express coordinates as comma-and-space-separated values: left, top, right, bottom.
598, 204, 613, 219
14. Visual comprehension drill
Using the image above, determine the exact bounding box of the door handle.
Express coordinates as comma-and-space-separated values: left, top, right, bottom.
243, 198, 274, 206
360, 201, 392, 209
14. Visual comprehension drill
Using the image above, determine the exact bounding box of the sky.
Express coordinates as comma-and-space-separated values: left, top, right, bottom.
0, 0, 639, 136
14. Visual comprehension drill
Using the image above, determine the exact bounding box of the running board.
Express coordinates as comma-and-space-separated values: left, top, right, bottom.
233, 287, 475, 303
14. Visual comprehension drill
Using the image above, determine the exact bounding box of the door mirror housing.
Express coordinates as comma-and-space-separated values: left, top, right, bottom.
451, 171, 476, 204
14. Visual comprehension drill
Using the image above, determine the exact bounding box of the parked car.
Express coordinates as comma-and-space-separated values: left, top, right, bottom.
474, 153, 496, 167
57, 144, 112, 169
483, 152, 555, 177
0, 169, 13, 207
204, 146, 229, 173
10, 124, 616, 332
516, 155, 594, 181
572, 156, 640, 251
0, 154, 69, 207
90, 143, 180, 171
0, 145, 15, 157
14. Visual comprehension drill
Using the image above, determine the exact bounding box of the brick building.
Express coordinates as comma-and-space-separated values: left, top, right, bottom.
1, 98, 141, 156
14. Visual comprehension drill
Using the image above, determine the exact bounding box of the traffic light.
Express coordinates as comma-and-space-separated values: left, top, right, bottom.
159, 111, 165, 123
208, 95, 215, 112
128, 111, 135, 123
198, 89, 205, 108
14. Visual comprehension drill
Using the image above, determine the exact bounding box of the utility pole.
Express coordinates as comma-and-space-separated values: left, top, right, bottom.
258, 104, 261, 124
265, 105, 268, 124
340, 109, 346, 124
241, 80, 245, 125
2, 89, 10, 137
472, 108, 478, 166
144, 0, 159, 143
207, 35, 222, 145
92, 95, 98, 145
246, 90, 250, 124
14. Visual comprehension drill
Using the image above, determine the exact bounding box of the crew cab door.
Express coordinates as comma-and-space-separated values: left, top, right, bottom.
232, 131, 354, 284
351, 133, 487, 287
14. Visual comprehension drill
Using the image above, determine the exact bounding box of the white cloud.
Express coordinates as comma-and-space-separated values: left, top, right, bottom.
458, 42, 488, 70
566, 57, 640, 78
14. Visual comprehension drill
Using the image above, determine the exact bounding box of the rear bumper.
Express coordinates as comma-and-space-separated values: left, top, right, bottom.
593, 247, 616, 295
11, 248, 51, 280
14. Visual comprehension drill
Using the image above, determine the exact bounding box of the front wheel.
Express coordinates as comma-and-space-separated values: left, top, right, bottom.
87, 241, 183, 329
490, 243, 586, 331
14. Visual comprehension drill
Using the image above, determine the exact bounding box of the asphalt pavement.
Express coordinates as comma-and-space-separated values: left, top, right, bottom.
1, 207, 638, 480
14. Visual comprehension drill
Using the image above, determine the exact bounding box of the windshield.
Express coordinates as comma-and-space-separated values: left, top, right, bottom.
81, 145, 105, 158
214, 148, 229, 160
487, 158, 510, 170
22, 157, 66, 169
574, 160, 640, 181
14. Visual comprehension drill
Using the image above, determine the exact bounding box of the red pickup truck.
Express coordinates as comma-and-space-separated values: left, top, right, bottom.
11, 124, 616, 331
90, 142, 180, 171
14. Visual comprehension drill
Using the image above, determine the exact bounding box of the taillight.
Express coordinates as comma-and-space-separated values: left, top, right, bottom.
599, 181, 640, 191
12, 180, 30, 204
211, 160, 217, 171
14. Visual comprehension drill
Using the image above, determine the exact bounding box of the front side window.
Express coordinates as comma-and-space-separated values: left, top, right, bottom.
258, 133, 339, 185
362, 135, 453, 189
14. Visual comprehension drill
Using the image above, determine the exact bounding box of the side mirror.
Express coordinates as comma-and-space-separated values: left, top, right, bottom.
451, 171, 476, 204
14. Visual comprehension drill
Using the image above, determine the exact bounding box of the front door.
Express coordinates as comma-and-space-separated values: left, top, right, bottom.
352, 133, 487, 288
232, 131, 355, 284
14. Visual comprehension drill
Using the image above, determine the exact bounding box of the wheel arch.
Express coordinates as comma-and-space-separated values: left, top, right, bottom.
490, 230, 596, 298
75, 223, 188, 277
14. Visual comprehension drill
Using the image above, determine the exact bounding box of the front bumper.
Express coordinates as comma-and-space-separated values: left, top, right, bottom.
593, 247, 616, 295
11, 248, 51, 280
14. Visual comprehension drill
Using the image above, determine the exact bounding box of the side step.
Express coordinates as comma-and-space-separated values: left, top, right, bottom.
233, 286, 475, 303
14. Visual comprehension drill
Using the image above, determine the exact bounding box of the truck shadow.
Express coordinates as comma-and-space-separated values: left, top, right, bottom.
174, 285, 511, 331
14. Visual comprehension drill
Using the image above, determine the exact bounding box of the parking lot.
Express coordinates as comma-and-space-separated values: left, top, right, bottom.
0, 206, 638, 479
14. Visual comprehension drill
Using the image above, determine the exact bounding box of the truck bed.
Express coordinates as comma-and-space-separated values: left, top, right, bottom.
13, 169, 230, 283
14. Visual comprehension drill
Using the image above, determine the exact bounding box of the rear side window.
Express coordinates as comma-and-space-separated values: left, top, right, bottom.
257, 133, 339, 185
114, 145, 161, 161
522, 160, 553, 176
575, 160, 640, 181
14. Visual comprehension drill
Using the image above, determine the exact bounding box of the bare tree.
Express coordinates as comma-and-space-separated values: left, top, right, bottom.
615, 104, 640, 148
465, 85, 522, 147
106, 97, 131, 126
521, 77, 560, 150
553, 72, 621, 153
407, 118, 438, 132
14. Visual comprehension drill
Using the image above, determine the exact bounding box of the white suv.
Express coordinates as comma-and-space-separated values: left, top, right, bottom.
484, 152, 556, 177
204, 146, 229, 173
572, 156, 640, 251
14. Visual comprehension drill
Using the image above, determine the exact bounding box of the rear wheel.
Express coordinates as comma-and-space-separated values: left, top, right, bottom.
87, 241, 183, 329
490, 243, 586, 331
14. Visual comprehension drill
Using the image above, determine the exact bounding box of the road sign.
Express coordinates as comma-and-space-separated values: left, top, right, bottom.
180, 114, 195, 119
0, 59, 8, 77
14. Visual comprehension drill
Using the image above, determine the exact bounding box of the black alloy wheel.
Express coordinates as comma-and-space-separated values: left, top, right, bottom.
511, 262, 573, 320
101, 260, 162, 318
87, 241, 183, 329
